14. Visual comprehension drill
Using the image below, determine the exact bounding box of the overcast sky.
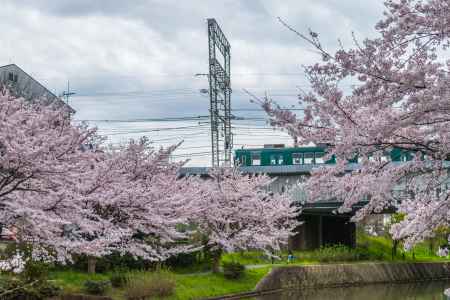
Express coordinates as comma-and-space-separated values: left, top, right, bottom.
1, 0, 386, 166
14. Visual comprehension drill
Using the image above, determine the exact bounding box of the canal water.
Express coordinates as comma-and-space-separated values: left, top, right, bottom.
259, 281, 450, 300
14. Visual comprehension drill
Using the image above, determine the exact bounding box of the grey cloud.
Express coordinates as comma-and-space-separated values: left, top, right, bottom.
1, 0, 387, 165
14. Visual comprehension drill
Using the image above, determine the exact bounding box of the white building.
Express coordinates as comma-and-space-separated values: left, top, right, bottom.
0, 64, 74, 114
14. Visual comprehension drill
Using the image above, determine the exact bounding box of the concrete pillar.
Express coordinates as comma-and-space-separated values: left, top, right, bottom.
290, 214, 356, 250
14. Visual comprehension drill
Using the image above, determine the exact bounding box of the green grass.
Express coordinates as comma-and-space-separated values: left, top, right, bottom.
170, 267, 270, 300
221, 233, 450, 267
49, 271, 110, 294
13, 232, 450, 299
48, 267, 271, 300
357, 233, 450, 262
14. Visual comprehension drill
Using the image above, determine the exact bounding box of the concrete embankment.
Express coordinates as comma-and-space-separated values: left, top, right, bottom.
255, 262, 450, 291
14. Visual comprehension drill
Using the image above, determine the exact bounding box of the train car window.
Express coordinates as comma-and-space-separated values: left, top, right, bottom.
304, 152, 314, 164
292, 153, 302, 164
270, 155, 277, 165
239, 155, 246, 165
315, 152, 324, 164
251, 152, 261, 165
278, 155, 284, 165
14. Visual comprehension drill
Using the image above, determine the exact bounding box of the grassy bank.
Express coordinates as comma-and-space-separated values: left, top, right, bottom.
222, 233, 449, 266
49, 267, 271, 300
6, 233, 449, 299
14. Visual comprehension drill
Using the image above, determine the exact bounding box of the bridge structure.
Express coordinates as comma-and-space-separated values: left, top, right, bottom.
179, 162, 393, 251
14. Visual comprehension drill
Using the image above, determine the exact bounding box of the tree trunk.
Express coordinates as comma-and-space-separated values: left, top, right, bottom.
392, 239, 398, 260
211, 249, 222, 273
87, 256, 97, 274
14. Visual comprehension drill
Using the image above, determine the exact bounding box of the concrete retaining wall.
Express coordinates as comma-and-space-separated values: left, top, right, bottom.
255, 262, 450, 291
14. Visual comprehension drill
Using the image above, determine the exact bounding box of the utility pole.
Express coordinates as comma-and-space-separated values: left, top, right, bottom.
62, 80, 76, 106
207, 18, 232, 167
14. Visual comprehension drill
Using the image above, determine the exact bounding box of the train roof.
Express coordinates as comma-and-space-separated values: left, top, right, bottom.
235, 146, 326, 153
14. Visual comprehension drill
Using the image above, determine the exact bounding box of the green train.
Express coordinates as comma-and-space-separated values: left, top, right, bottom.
234, 146, 412, 167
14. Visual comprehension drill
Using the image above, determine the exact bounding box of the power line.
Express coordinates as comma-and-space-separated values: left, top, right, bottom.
103, 124, 210, 136
75, 116, 210, 123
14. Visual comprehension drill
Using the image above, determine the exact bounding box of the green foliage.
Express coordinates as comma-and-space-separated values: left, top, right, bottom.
165, 251, 201, 270
124, 271, 176, 300
174, 267, 270, 300
83, 279, 110, 295
0, 277, 60, 300
109, 271, 128, 288
48, 271, 109, 294
312, 244, 368, 262
69, 252, 153, 273
31, 267, 271, 300
222, 261, 245, 279
222, 251, 271, 265
21, 261, 50, 282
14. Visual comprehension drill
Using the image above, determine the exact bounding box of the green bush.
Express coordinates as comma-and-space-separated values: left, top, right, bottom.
164, 251, 201, 269
110, 271, 128, 288
21, 261, 50, 282
311, 244, 369, 262
124, 271, 176, 300
69, 252, 153, 273
222, 261, 245, 280
83, 279, 110, 295
0, 277, 60, 300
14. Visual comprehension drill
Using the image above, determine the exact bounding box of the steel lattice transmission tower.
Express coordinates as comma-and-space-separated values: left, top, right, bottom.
207, 18, 232, 167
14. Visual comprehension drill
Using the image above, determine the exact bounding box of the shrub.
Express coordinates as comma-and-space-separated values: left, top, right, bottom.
312, 244, 363, 262
164, 251, 200, 269
0, 277, 60, 300
222, 261, 245, 279
124, 271, 176, 300
21, 261, 50, 282
110, 271, 128, 288
83, 279, 110, 295
69, 253, 154, 273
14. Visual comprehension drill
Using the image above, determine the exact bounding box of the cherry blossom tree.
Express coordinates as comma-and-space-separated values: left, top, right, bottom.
72, 138, 201, 272
0, 86, 100, 262
191, 168, 299, 273
263, 0, 450, 251
0, 87, 201, 272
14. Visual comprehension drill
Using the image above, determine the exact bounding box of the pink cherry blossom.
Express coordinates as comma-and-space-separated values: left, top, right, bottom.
264, 0, 450, 250
191, 167, 299, 271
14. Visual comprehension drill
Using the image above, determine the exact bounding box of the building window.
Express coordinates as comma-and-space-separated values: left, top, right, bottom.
315, 152, 325, 164
251, 152, 261, 166
292, 153, 302, 164
7, 73, 18, 82
304, 152, 314, 164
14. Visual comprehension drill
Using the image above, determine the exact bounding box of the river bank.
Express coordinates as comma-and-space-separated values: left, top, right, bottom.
255, 261, 450, 292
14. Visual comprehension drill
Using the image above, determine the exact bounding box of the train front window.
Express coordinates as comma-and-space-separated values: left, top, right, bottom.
292, 153, 302, 164
238, 155, 246, 165
315, 152, 324, 164
251, 152, 261, 165
304, 152, 314, 164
